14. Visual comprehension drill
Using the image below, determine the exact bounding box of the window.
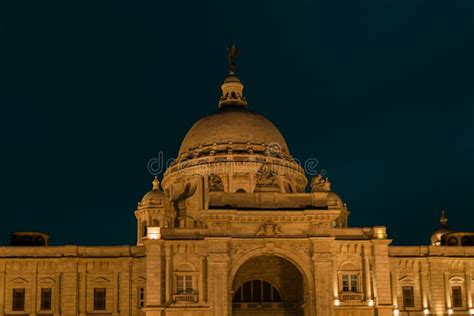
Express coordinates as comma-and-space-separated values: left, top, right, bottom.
341, 274, 359, 292
138, 287, 145, 309
402, 286, 414, 308
40, 288, 52, 310
448, 237, 458, 246
350, 275, 358, 292
93, 288, 106, 310
452, 286, 463, 308
12, 288, 25, 311
233, 280, 282, 302
176, 275, 193, 294
142, 222, 148, 237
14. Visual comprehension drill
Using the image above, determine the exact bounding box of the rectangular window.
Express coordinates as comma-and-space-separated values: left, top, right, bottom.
176, 275, 184, 293
12, 288, 25, 311
176, 275, 193, 294
452, 286, 463, 308
93, 288, 106, 310
341, 274, 358, 292
138, 287, 145, 309
40, 288, 52, 310
350, 275, 358, 292
185, 275, 193, 294
342, 275, 349, 292
402, 286, 415, 308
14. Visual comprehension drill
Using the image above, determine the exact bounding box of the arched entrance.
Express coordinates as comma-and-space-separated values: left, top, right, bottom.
231, 255, 305, 316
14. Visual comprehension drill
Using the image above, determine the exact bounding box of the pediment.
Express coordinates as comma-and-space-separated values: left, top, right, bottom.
398, 275, 416, 283
39, 277, 56, 284
91, 276, 110, 284
9, 276, 29, 284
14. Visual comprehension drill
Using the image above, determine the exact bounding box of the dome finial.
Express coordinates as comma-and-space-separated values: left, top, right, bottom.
152, 176, 160, 191
219, 43, 248, 108
440, 209, 448, 226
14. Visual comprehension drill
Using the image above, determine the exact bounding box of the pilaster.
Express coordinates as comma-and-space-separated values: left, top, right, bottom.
371, 239, 392, 308
0, 263, 5, 316
206, 237, 230, 316
144, 240, 164, 307
311, 237, 334, 316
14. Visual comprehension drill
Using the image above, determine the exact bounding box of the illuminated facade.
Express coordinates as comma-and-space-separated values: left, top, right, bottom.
1, 49, 473, 316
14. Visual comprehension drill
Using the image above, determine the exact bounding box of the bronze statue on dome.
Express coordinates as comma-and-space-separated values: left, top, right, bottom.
227, 43, 239, 75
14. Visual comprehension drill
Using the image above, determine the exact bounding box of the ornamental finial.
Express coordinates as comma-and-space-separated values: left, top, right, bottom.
152, 176, 160, 191
440, 209, 448, 226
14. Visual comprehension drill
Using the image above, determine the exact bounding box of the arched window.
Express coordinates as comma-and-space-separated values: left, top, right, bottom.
448, 237, 458, 246
236, 188, 246, 193
339, 263, 360, 294
142, 222, 148, 237
35, 236, 45, 246
461, 236, 474, 246
233, 280, 281, 302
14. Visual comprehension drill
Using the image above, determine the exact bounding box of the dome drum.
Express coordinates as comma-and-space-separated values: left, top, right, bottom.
162, 159, 307, 195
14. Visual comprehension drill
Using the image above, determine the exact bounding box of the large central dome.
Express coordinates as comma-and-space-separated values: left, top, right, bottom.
163, 46, 307, 195
178, 106, 289, 156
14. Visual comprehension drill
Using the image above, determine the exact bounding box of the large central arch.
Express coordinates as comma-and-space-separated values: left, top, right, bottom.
229, 248, 314, 316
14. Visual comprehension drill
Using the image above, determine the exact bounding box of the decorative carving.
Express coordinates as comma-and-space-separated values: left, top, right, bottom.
310, 175, 331, 192
256, 221, 283, 237
255, 164, 280, 192
208, 222, 227, 235
209, 174, 224, 192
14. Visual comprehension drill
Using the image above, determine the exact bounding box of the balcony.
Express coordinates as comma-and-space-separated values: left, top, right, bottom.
172, 294, 198, 303
232, 302, 298, 310
340, 292, 364, 301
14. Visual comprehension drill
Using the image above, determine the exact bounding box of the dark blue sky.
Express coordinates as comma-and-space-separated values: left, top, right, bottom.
1, 1, 473, 246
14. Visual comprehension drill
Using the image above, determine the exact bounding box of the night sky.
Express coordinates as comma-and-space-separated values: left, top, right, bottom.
1, 1, 473, 246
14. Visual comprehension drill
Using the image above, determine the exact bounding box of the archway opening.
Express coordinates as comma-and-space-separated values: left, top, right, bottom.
232, 255, 305, 316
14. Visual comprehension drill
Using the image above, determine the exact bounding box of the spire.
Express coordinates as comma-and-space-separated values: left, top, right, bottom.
152, 176, 160, 191
219, 43, 248, 108
439, 209, 448, 226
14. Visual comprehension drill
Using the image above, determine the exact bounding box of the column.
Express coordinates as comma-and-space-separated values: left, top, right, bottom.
444, 272, 451, 309
465, 263, 472, 309
364, 254, 372, 301
391, 272, 398, 309
55, 273, 61, 316
199, 256, 205, 304
332, 257, 339, 301
420, 265, 430, 310
0, 267, 6, 316
165, 255, 171, 303
79, 272, 86, 316
113, 272, 119, 315
31, 264, 37, 316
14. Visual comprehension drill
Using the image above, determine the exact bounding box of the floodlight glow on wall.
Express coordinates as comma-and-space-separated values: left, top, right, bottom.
147, 227, 161, 240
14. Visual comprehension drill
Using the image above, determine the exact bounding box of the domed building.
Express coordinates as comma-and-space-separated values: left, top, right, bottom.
1, 46, 474, 316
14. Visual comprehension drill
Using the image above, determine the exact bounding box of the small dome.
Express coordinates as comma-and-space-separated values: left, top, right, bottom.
179, 106, 289, 156
327, 192, 344, 208
141, 177, 166, 204
430, 210, 454, 245
431, 227, 454, 245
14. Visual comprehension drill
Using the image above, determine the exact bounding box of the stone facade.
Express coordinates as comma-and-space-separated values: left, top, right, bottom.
1, 53, 473, 316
